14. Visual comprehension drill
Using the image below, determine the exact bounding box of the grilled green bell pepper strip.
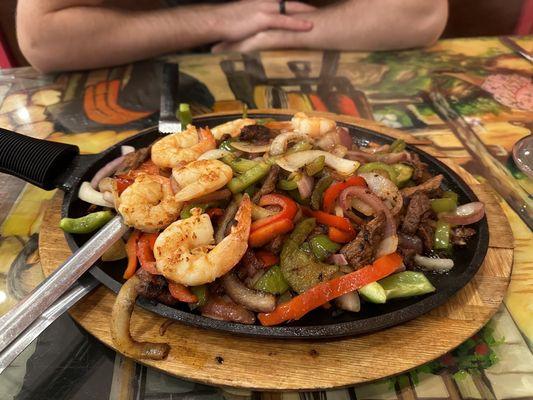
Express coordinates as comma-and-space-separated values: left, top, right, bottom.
222, 155, 258, 174
310, 175, 334, 210
191, 285, 208, 307
287, 141, 313, 154
305, 155, 325, 176
358, 162, 399, 184
178, 103, 192, 127
60, 211, 114, 234
278, 178, 299, 191
443, 190, 459, 203
254, 265, 290, 294
219, 140, 236, 152
430, 197, 457, 213
280, 218, 338, 293
358, 281, 387, 304
392, 163, 413, 187
434, 220, 451, 250
309, 234, 341, 261
389, 138, 406, 153
379, 271, 435, 299
287, 189, 310, 205
227, 162, 271, 193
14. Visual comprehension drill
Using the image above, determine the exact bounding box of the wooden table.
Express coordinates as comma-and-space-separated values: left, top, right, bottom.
0, 36, 532, 399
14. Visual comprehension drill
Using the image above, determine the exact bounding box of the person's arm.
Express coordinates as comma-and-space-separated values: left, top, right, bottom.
16, 0, 315, 72
212, 0, 448, 52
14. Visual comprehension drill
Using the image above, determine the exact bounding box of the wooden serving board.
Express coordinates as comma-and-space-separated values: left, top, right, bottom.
39, 112, 513, 391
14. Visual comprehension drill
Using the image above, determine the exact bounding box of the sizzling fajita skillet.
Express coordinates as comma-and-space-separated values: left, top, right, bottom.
0, 110, 489, 345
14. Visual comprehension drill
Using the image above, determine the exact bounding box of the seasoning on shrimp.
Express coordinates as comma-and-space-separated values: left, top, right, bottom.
172, 159, 233, 202
154, 195, 252, 286
151, 126, 216, 169
118, 174, 182, 232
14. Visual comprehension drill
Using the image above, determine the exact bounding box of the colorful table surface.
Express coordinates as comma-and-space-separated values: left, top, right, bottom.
0, 36, 532, 400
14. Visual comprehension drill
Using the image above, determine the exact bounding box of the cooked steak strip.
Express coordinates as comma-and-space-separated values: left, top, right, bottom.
115, 147, 150, 175
236, 249, 265, 280
135, 269, 178, 306
240, 124, 272, 143
417, 218, 436, 251
341, 213, 385, 269
401, 193, 430, 235
252, 165, 280, 203
401, 174, 443, 198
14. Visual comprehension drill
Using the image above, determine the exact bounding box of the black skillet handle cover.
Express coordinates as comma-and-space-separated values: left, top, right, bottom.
0, 127, 79, 190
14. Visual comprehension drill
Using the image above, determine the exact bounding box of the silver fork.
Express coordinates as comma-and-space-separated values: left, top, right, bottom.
159, 63, 182, 134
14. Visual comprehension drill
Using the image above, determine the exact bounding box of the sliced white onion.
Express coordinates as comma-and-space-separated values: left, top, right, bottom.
329, 253, 348, 265
90, 155, 125, 189
270, 132, 310, 156
121, 145, 135, 155
351, 198, 375, 216
359, 172, 403, 215
230, 141, 271, 153
414, 254, 454, 272
297, 173, 314, 199
79, 181, 113, 207
198, 149, 232, 160
335, 291, 361, 312
275, 150, 359, 176
439, 202, 485, 225
334, 205, 344, 217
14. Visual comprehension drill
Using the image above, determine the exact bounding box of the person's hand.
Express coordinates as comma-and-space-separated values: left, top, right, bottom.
216, 0, 315, 43
212, 30, 277, 53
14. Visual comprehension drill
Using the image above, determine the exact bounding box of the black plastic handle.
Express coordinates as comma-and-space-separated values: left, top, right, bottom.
160, 63, 180, 121
0, 127, 80, 190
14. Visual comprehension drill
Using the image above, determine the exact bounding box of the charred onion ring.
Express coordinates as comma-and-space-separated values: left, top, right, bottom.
111, 276, 170, 360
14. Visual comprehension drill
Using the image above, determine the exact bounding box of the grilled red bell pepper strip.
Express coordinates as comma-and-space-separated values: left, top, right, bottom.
328, 226, 356, 243
322, 176, 366, 213
251, 194, 298, 232
302, 208, 355, 233
123, 230, 141, 279
115, 176, 134, 195
168, 282, 198, 303
258, 253, 402, 326
256, 250, 279, 267
249, 218, 294, 248
136, 232, 159, 275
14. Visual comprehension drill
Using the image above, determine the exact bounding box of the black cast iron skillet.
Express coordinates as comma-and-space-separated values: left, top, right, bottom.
0, 112, 489, 339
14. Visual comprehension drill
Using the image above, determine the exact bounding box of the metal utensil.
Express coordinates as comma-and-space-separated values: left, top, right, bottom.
0, 275, 99, 374
159, 63, 181, 134
499, 36, 533, 63
0, 216, 128, 355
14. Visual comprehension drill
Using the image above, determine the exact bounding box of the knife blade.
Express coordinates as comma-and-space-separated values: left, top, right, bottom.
159, 63, 181, 134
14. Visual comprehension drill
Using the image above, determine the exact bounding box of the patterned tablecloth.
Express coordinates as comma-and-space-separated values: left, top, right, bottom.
0, 36, 532, 400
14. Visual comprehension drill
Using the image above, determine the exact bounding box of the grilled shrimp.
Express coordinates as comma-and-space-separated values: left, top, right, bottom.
118, 174, 182, 232
154, 195, 252, 286
291, 112, 336, 138
151, 125, 216, 169
172, 159, 233, 202
211, 118, 256, 140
